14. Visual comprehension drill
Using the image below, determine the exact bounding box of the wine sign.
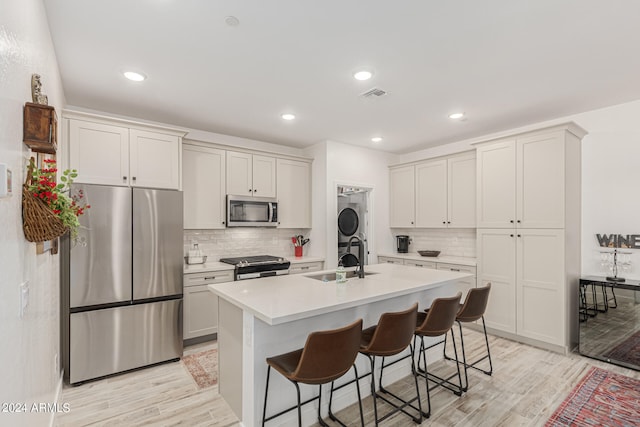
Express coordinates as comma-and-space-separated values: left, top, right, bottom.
596, 234, 640, 249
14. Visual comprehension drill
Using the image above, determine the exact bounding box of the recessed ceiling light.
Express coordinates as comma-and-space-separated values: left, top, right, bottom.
371, 137, 383, 143
448, 112, 465, 120
123, 71, 146, 82
225, 16, 240, 26
353, 70, 373, 81
281, 113, 296, 121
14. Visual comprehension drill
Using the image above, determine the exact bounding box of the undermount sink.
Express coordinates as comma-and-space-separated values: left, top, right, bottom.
306, 271, 378, 282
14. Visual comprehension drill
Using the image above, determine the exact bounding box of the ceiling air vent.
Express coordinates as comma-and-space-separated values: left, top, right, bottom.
360, 88, 387, 98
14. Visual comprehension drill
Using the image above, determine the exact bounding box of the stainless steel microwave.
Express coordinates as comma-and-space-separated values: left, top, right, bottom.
226, 195, 278, 227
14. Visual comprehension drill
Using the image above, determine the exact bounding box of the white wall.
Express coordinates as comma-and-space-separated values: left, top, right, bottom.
0, 0, 66, 425
309, 140, 397, 268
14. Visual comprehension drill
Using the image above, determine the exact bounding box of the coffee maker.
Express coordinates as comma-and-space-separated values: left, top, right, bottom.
396, 235, 411, 253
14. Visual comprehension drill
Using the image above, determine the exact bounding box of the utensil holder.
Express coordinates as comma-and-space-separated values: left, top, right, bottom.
294, 246, 303, 257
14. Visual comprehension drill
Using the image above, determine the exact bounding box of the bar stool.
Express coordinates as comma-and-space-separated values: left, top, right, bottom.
414, 293, 463, 418
358, 303, 422, 425
261, 319, 365, 427
443, 283, 493, 392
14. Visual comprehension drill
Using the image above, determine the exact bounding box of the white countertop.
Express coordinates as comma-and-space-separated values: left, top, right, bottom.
208, 263, 472, 326
378, 252, 477, 267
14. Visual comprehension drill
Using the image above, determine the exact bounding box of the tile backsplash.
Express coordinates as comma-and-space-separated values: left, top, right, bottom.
391, 228, 476, 258
184, 228, 310, 261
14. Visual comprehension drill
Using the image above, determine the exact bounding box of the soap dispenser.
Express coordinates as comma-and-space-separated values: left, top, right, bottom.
336, 259, 347, 283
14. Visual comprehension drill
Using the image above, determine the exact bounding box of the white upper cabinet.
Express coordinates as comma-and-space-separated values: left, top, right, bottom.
415, 159, 447, 227
516, 132, 566, 229
67, 113, 185, 190
476, 139, 517, 228
129, 129, 180, 189
183, 144, 226, 229
389, 165, 415, 227
69, 120, 130, 186
391, 151, 475, 228
226, 151, 276, 198
477, 129, 572, 229
447, 152, 476, 227
276, 158, 311, 228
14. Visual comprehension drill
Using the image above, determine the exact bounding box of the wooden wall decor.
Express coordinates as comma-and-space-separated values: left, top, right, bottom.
23, 102, 57, 154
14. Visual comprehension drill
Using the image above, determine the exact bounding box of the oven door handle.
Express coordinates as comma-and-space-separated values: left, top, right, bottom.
268, 202, 274, 223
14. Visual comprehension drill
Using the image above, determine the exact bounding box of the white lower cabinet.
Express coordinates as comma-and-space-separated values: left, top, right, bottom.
477, 228, 566, 346
404, 259, 437, 269
183, 270, 233, 340
436, 263, 477, 299
377, 256, 405, 265
377, 256, 477, 299
289, 261, 324, 275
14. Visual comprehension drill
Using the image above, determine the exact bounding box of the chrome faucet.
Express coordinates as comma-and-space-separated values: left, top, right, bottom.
347, 235, 365, 278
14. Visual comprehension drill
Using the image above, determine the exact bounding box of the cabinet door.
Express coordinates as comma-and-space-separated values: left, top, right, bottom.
183, 284, 218, 339
129, 130, 181, 189
448, 153, 476, 228
517, 132, 565, 228
477, 229, 516, 333
183, 145, 226, 229
516, 229, 565, 345
476, 140, 516, 228
389, 165, 415, 227
69, 119, 129, 186
289, 261, 323, 274
436, 263, 477, 300
378, 256, 404, 265
405, 259, 437, 269
276, 158, 311, 228
226, 151, 253, 196
415, 159, 447, 227
253, 155, 276, 198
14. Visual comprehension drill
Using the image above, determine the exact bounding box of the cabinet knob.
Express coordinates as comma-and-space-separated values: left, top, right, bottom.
510, 220, 514, 223
248, 189, 252, 193
123, 176, 127, 182
443, 221, 446, 224
510, 234, 514, 237
517, 220, 521, 223
132, 177, 136, 182
254, 189, 257, 192
447, 221, 451, 224
411, 221, 414, 225
517, 234, 521, 237
222, 221, 225, 225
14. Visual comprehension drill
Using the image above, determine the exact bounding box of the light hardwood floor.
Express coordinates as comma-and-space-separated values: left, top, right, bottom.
55, 328, 640, 426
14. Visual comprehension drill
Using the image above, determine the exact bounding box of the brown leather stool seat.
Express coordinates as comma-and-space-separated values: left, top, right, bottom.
414, 292, 463, 418
261, 319, 365, 427
443, 283, 493, 391
354, 303, 423, 425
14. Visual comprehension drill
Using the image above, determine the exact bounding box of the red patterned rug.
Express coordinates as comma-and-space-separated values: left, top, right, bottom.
546, 367, 640, 426
603, 329, 640, 367
183, 349, 218, 389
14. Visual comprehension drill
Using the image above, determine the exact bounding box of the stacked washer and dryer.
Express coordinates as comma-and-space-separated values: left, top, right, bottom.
337, 186, 369, 267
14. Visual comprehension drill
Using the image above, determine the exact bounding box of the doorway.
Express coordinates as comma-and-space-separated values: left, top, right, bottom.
337, 185, 371, 266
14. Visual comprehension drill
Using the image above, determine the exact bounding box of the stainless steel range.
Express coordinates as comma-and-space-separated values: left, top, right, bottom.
220, 255, 291, 280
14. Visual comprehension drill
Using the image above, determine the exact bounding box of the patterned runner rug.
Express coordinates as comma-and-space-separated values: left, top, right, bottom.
603, 329, 640, 367
546, 367, 640, 426
183, 349, 218, 389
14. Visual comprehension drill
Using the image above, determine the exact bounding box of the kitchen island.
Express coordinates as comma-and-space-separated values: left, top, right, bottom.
208, 262, 472, 427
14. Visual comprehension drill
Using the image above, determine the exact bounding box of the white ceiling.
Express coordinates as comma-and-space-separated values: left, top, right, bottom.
43, 1, 640, 154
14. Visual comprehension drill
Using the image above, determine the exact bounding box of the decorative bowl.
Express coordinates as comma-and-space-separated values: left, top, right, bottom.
185, 255, 207, 265
418, 250, 440, 257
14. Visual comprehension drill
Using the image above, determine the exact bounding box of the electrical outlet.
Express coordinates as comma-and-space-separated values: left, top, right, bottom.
20, 281, 29, 318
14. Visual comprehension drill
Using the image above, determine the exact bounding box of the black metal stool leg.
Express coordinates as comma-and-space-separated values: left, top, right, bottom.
294, 382, 302, 427
262, 365, 271, 427
457, 321, 469, 392
420, 336, 431, 418
369, 355, 379, 426
449, 328, 463, 396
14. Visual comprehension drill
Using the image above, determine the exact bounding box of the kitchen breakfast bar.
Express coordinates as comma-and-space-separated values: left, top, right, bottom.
208, 263, 472, 427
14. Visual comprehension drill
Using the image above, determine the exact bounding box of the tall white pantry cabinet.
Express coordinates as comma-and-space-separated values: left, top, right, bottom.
475, 123, 586, 353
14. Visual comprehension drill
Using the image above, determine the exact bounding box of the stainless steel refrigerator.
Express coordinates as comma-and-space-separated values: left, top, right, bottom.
61, 185, 183, 384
